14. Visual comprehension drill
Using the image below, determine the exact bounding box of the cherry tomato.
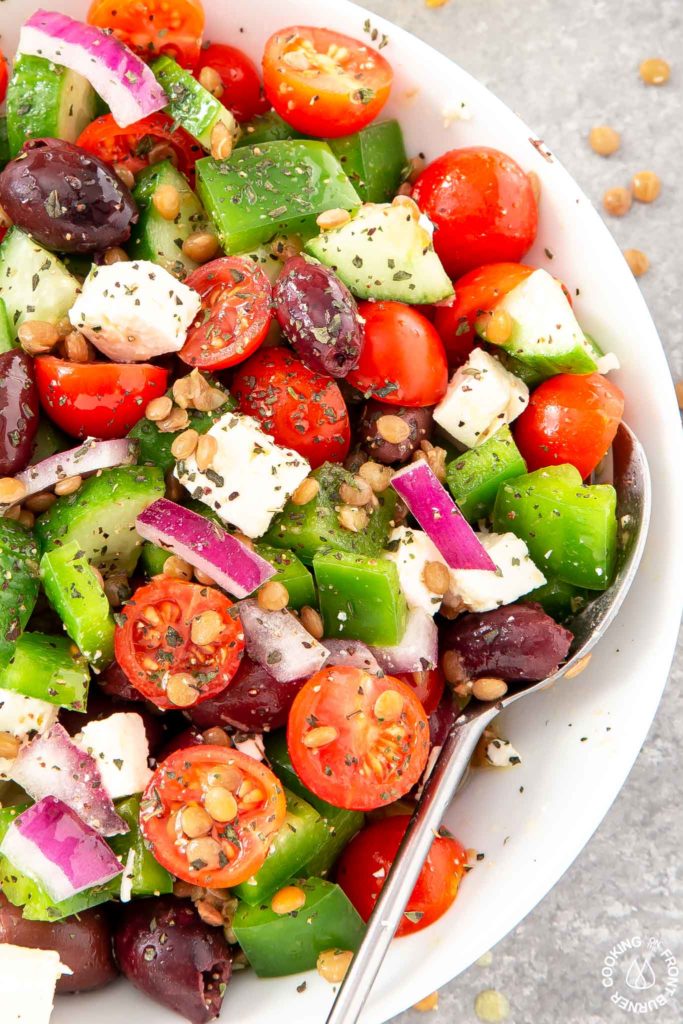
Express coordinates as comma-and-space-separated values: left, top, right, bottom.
262, 26, 392, 138
394, 667, 445, 718
195, 44, 269, 123
514, 373, 624, 479
88, 0, 205, 68
34, 357, 167, 440
114, 578, 245, 710
0, 51, 8, 106
76, 113, 201, 178
180, 257, 272, 370
288, 666, 430, 811
347, 302, 448, 408
140, 746, 286, 887
412, 148, 538, 280
336, 815, 467, 936
231, 347, 350, 468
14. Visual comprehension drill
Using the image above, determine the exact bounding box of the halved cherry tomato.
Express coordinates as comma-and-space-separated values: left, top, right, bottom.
180, 257, 272, 370
514, 372, 624, 479
231, 347, 350, 468
347, 302, 448, 408
140, 746, 286, 887
88, 0, 205, 68
35, 357, 168, 440
336, 815, 467, 936
76, 113, 201, 178
114, 578, 245, 710
288, 666, 430, 811
394, 667, 445, 718
262, 26, 392, 138
412, 148, 538, 280
195, 44, 269, 123
0, 50, 8, 106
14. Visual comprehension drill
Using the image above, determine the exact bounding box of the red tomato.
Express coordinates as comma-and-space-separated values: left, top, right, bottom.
514, 373, 625, 479
0, 51, 8, 106
88, 0, 205, 68
336, 815, 467, 936
288, 666, 430, 811
114, 578, 245, 710
434, 263, 534, 368
180, 258, 272, 370
76, 113, 201, 178
262, 26, 392, 138
35, 357, 167, 440
231, 347, 350, 468
412, 148, 538, 280
394, 667, 445, 718
195, 44, 269, 123
347, 302, 448, 408
140, 746, 286, 887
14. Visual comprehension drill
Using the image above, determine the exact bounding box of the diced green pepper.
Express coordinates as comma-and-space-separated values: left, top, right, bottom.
235, 111, 304, 148
445, 425, 527, 523
264, 731, 363, 878
492, 464, 617, 590
151, 55, 234, 149
0, 519, 40, 669
109, 795, 174, 898
0, 297, 13, 353
253, 543, 315, 609
1, 632, 90, 711
40, 541, 115, 670
314, 550, 406, 647
196, 140, 361, 253
232, 789, 329, 906
525, 576, 590, 621
232, 876, 365, 977
265, 462, 396, 565
29, 419, 71, 464
327, 120, 407, 203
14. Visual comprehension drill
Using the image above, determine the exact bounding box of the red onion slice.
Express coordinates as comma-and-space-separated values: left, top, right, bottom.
370, 607, 439, 674
323, 638, 383, 675
238, 599, 329, 683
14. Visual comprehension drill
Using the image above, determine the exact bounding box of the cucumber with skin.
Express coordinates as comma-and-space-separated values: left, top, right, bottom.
6, 55, 97, 158
0, 229, 81, 339
0, 519, 40, 669
151, 55, 236, 150
0, 298, 14, 354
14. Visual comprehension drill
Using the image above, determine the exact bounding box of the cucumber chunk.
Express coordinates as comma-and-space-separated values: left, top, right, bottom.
1, 631, 90, 711
35, 466, 165, 576
0, 297, 13, 354
152, 55, 236, 150
0, 228, 81, 340
6, 55, 97, 158
0, 519, 40, 669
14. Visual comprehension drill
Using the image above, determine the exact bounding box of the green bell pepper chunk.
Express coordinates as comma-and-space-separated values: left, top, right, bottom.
235, 111, 304, 148
196, 140, 361, 253
327, 120, 407, 203
151, 55, 233, 149
232, 789, 329, 906
264, 731, 363, 878
40, 540, 115, 670
525, 576, 590, 621
233, 876, 365, 977
446, 425, 527, 523
314, 550, 406, 647
109, 795, 174, 898
29, 419, 71, 464
265, 462, 397, 565
0, 519, 40, 670
253, 543, 315, 609
1, 631, 90, 711
0, 297, 13, 353
492, 464, 617, 590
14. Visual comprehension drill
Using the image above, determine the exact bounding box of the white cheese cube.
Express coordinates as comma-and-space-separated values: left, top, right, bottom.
175, 412, 311, 538
433, 348, 529, 448
0, 943, 70, 1024
448, 532, 546, 612
384, 526, 449, 616
69, 260, 201, 362
0, 689, 59, 780
75, 712, 152, 800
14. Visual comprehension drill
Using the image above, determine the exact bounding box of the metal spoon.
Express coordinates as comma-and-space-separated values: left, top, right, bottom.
325, 422, 651, 1024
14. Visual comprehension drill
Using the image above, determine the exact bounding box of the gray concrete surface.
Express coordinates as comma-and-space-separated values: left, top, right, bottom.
356, 1, 683, 1021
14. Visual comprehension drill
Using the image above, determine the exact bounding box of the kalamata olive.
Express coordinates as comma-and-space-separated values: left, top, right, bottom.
97, 658, 146, 704
273, 256, 363, 377
188, 653, 305, 733
114, 896, 231, 1024
441, 603, 573, 682
0, 892, 117, 992
0, 138, 137, 254
428, 694, 459, 748
0, 350, 39, 476
358, 399, 434, 465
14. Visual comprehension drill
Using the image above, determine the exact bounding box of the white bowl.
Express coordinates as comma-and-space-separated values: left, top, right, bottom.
3, 0, 681, 1021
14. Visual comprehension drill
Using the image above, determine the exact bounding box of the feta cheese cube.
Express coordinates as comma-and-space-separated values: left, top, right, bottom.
75, 713, 152, 800
0, 943, 70, 1024
175, 412, 311, 538
384, 526, 449, 616
448, 532, 546, 612
433, 348, 529, 448
69, 260, 201, 362
0, 689, 59, 780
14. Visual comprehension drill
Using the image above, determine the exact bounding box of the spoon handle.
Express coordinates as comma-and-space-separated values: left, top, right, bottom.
325, 704, 498, 1024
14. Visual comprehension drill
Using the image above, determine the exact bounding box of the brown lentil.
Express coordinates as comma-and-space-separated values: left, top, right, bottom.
0, 732, 20, 760
198, 65, 224, 98
167, 672, 198, 707
232, 531, 255, 551
182, 230, 220, 264
204, 786, 238, 823
148, 142, 177, 166
472, 677, 508, 702
303, 725, 338, 749
3, 504, 21, 521
63, 330, 93, 363
563, 652, 593, 679
338, 504, 368, 532
257, 580, 289, 611
603, 187, 632, 217
24, 492, 57, 513
631, 170, 661, 203
623, 248, 650, 277
392, 193, 421, 220
373, 689, 404, 722
639, 57, 670, 85
202, 726, 231, 747
195, 433, 218, 472
157, 407, 190, 433
339, 476, 373, 507
17, 320, 60, 355
413, 440, 447, 483
316, 208, 352, 230
171, 428, 199, 460
104, 573, 130, 607
195, 899, 224, 927
588, 125, 621, 156
422, 560, 451, 595
211, 120, 233, 161
0, 478, 27, 505
377, 414, 411, 445
54, 474, 82, 497
103, 246, 129, 265
317, 949, 354, 984
113, 163, 136, 190
358, 461, 393, 493
291, 477, 320, 505
152, 184, 181, 221
182, 804, 213, 838
165, 469, 185, 502
146, 396, 174, 422
190, 610, 224, 646
163, 555, 194, 581
194, 567, 217, 585
18, 509, 35, 529
442, 649, 468, 686
271, 885, 307, 916
186, 836, 223, 870
300, 605, 324, 640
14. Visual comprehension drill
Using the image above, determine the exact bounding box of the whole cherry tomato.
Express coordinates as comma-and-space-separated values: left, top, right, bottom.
88, 0, 205, 68
195, 44, 269, 123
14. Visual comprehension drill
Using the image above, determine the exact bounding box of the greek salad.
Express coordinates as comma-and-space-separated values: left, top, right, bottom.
0, 3, 626, 1022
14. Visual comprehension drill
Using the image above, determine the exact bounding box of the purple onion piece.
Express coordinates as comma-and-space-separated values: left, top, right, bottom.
370, 607, 438, 674
238, 599, 329, 683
